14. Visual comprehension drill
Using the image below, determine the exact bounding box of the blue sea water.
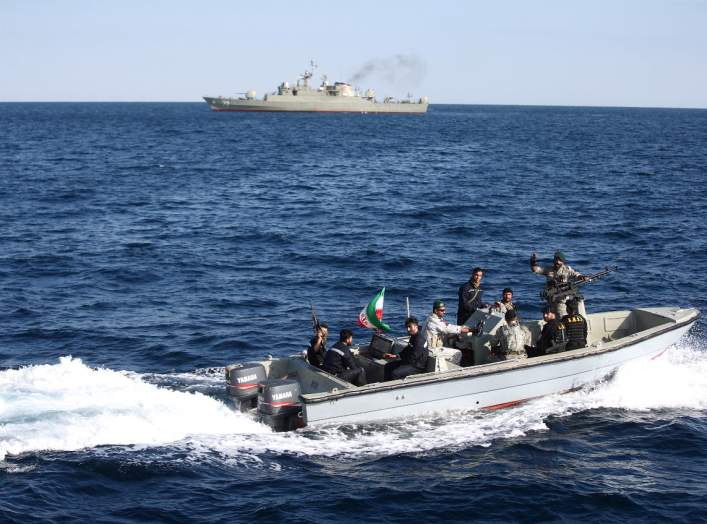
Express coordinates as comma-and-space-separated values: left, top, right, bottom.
1, 103, 706, 523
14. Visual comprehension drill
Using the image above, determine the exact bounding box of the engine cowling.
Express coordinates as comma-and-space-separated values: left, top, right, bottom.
225, 363, 266, 410
257, 379, 304, 432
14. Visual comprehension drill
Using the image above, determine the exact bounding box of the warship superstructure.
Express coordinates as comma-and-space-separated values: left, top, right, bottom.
203, 62, 428, 113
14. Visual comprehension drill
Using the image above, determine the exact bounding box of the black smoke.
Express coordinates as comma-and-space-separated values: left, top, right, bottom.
348, 54, 427, 89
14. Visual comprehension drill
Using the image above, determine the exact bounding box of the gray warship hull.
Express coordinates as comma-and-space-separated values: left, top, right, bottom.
203, 96, 428, 113
226, 307, 699, 430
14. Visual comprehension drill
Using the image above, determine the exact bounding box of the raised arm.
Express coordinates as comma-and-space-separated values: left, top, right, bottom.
530, 252, 546, 275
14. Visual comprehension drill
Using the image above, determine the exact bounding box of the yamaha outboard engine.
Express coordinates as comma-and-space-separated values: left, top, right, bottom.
257, 379, 303, 432
225, 362, 266, 412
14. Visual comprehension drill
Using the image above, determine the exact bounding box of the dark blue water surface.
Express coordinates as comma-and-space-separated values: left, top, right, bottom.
1, 103, 706, 523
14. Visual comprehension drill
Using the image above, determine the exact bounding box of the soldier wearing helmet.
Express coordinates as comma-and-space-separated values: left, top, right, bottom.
530, 250, 586, 317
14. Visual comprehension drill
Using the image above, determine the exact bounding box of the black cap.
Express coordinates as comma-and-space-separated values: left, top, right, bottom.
542, 305, 553, 314
505, 309, 517, 322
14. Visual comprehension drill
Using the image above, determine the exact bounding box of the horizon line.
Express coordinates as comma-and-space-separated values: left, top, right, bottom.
1, 101, 706, 111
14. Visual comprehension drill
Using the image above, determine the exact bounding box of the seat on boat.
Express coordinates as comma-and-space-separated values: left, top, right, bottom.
428, 345, 462, 366
426, 352, 462, 373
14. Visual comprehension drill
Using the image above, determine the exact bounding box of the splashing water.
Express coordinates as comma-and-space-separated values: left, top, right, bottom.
1, 339, 706, 463
0, 356, 268, 461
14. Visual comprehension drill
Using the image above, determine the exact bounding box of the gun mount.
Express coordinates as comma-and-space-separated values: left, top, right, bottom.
541, 266, 618, 303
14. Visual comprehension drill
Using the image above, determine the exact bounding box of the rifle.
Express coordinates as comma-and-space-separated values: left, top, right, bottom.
541, 265, 618, 303
311, 303, 321, 334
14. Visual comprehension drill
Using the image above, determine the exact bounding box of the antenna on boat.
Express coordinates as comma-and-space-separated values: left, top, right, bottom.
405, 296, 411, 318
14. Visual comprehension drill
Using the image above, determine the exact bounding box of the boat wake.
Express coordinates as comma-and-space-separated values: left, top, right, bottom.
2, 337, 706, 464
0, 356, 267, 462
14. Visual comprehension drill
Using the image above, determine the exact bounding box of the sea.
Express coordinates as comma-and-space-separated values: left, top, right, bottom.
1, 103, 706, 523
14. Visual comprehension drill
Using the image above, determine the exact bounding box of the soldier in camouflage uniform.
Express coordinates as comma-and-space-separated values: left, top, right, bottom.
491, 309, 530, 361
530, 250, 586, 317
492, 287, 516, 315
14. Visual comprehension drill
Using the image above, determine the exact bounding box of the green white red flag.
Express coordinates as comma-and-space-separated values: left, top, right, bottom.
357, 288, 392, 332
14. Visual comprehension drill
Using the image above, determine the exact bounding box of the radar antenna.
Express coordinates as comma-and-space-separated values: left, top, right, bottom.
301, 60, 317, 87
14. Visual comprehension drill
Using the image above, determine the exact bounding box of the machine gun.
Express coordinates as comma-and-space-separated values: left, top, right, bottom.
541, 266, 618, 303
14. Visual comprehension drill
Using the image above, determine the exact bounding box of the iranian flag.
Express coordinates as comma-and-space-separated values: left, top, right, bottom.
357, 288, 392, 332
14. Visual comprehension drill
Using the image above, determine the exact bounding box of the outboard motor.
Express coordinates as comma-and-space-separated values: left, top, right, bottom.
257, 379, 304, 432
225, 362, 266, 412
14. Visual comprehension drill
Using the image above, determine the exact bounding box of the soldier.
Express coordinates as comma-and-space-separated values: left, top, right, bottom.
424, 300, 471, 365
306, 322, 328, 370
530, 250, 586, 317
492, 287, 516, 315
527, 306, 568, 357
491, 309, 530, 361
388, 316, 429, 380
323, 329, 367, 386
561, 298, 588, 350
457, 267, 488, 324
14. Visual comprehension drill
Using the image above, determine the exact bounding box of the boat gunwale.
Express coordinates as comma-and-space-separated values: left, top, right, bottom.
301, 308, 700, 404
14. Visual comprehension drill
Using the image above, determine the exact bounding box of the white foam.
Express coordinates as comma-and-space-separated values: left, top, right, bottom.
2, 339, 706, 463
0, 356, 268, 461
552, 336, 707, 413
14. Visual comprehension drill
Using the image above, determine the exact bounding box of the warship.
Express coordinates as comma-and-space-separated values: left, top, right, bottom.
203, 62, 428, 114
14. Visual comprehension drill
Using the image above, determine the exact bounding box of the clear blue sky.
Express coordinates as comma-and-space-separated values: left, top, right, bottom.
2, 0, 706, 107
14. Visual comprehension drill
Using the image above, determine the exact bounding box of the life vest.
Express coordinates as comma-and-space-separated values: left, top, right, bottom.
563, 314, 587, 349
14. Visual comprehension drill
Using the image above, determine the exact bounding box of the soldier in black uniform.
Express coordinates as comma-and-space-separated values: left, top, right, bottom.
561, 299, 588, 350
306, 322, 328, 370
323, 329, 367, 386
388, 317, 429, 380
527, 306, 567, 357
457, 267, 488, 325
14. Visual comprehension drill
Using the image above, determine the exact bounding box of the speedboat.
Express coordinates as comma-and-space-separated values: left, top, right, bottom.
224, 307, 699, 431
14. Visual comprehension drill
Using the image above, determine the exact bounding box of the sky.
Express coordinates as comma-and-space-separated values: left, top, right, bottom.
2, 0, 707, 107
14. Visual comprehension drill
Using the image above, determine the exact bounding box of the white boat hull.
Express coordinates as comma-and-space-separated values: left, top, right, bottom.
302, 310, 696, 426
